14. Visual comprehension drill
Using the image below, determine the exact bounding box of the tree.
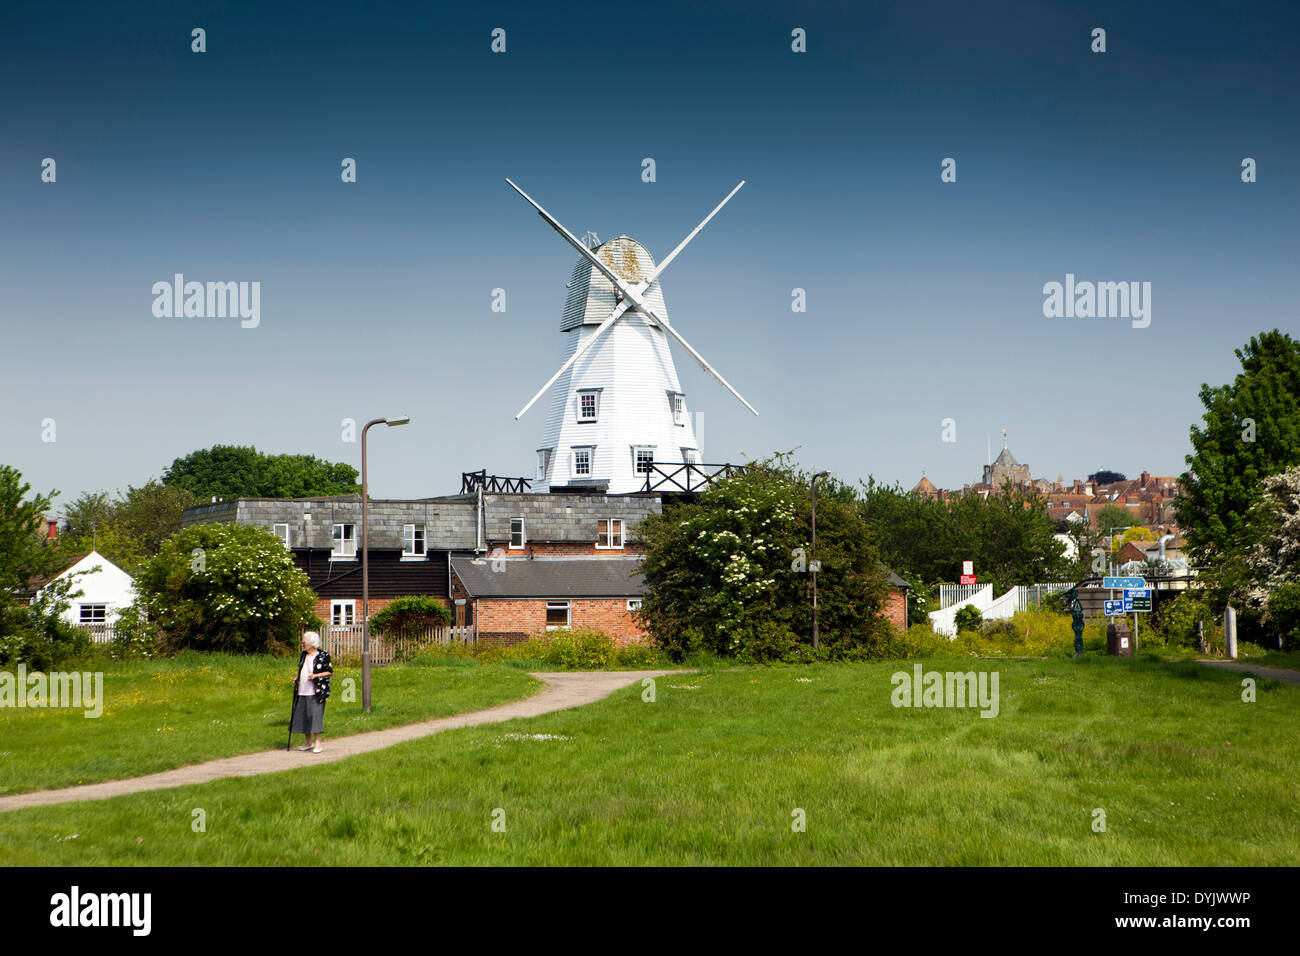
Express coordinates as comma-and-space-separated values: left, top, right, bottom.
134, 523, 317, 654
1088, 470, 1126, 485
638, 458, 890, 662
1094, 504, 1141, 533
1244, 466, 1300, 648
1177, 331, 1300, 575
115, 480, 200, 555
61, 490, 115, 541
163, 445, 359, 500
0, 465, 60, 595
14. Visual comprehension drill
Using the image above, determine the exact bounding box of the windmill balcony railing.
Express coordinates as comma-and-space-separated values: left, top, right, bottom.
642, 462, 747, 493
461, 471, 533, 495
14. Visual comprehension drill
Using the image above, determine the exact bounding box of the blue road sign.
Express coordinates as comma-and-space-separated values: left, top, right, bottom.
1104, 576, 1147, 590
1123, 598, 1134, 612
1123, 588, 1151, 599
1104, 600, 1125, 616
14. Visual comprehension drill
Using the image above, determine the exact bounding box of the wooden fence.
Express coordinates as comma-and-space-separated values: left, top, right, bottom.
326, 624, 476, 664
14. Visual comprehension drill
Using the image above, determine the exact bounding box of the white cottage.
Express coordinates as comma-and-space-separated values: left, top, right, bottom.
38, 551, 136, 631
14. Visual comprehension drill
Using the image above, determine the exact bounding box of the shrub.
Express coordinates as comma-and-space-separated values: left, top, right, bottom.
615, 642, 668, 668
0, 572, 94, 670
954, 604, 983, 633
108, 605, 160, 661
370, 596, 452, 638
548, 627, 617, 669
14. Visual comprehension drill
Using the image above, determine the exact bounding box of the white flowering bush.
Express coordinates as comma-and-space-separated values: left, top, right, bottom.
1245, 466, 1300, 647
639, 457, 890, 661
135, 523, 317, 654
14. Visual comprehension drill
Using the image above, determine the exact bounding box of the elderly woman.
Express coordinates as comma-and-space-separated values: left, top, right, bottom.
290, 631, 333, 753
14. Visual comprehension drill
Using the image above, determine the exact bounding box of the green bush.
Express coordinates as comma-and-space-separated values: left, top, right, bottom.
954, 604, 983, 633
0, 573, 94, 670
135, 523, 316, 655
1265, 582, 1300, 650
108, 605, 160, 661
549, 627, 617, 669
370, 596, 452, 638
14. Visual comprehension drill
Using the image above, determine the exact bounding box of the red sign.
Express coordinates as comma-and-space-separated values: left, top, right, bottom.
960, 574, 977, 585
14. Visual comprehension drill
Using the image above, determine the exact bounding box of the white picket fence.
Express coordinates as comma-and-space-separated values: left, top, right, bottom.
326, 624, 476, 664
929, 583, 1077, 637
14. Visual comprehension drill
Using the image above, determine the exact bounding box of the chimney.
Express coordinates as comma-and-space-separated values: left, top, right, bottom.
46, 519, 58, 541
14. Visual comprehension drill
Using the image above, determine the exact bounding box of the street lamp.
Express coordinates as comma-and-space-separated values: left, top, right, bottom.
811, 471, 830, 650
361, 415, 410, 713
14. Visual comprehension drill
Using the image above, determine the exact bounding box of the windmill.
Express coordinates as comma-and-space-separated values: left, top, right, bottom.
505, 178, 757, 494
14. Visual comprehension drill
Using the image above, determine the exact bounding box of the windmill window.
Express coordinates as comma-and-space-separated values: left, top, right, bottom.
670, 393, 685, 425
572, 447, 593, 476
577, 390, 600, 422
682, 448, 700, 465
537, 448, 553, 479
634, 447, 655, 475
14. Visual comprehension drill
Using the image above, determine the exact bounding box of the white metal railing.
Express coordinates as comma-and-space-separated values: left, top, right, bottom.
325, 624, 476, 664
929, 582, 1082, 636
937, 583, 985, 609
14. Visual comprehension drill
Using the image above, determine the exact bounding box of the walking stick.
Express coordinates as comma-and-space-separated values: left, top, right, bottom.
287, 677, 298, 751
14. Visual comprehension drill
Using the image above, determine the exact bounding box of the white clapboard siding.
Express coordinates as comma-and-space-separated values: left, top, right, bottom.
536, 236, 700, 493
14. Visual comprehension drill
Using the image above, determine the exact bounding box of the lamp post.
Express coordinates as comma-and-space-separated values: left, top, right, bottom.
811, 471, 829, 650
360, 415, 410, 713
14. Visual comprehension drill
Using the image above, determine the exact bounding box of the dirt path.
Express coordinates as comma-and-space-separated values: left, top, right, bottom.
0, 670, 677, 814
1198, 660, 1300, 685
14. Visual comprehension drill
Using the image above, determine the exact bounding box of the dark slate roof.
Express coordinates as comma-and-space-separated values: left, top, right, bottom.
886, 571, 911, 589
451, 556, 645, 598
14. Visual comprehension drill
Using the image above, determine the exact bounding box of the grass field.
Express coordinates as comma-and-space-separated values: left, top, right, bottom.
0, 651, 542, 795
1, 655, 1295, 865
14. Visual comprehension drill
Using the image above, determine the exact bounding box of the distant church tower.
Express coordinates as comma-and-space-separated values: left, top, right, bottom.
982, 429, 1031, 491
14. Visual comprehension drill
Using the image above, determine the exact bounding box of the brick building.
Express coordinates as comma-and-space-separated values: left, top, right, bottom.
182, 489, 913, 646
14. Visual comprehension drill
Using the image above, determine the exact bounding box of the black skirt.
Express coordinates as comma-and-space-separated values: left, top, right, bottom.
290, 694, 325, 734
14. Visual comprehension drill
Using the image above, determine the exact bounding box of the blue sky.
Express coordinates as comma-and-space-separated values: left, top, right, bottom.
2, 0, 1297, 508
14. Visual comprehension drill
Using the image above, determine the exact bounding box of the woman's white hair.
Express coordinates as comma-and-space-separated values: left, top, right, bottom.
303, 631, 321, 649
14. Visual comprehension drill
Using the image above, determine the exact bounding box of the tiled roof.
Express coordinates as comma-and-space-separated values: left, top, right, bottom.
452, 556, 645, 598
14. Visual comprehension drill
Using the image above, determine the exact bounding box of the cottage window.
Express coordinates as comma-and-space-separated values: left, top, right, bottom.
79, 604, 107, 624
627, 599, 642, 612
273, 523, 291, 547
331, 600, 356, 627
332, 523, 356, 558
510, 517, 525, 549
403, 523, 426, 557
597, 518, 623, 549
546, 601, 571, 630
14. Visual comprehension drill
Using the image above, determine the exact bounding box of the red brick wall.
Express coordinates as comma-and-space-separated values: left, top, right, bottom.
884, 588, 907, 634
311, 596, 451, 627
474, 597, 647, 646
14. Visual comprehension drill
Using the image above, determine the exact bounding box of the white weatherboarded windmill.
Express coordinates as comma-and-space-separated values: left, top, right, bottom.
506, 179, 757, 494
